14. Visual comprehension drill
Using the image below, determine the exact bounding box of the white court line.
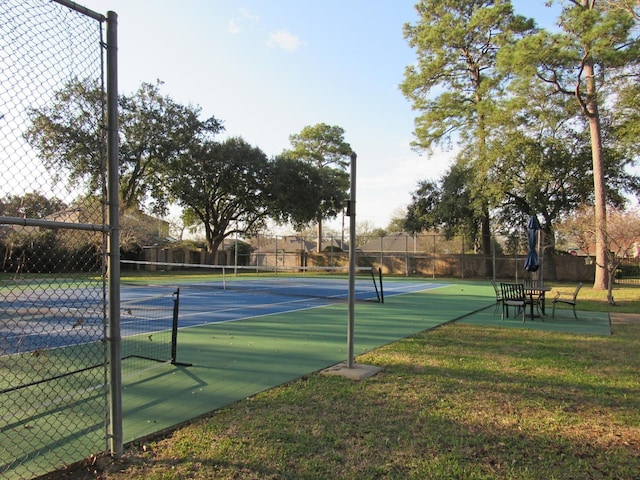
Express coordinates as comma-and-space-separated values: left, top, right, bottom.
382, 282, 453, 294
174, 289, 339, 329
173, 282, 451, 330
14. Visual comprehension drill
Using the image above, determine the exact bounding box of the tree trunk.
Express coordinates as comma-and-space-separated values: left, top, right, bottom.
204, 223, 224, 265
539, 224, 556, 281
607, 266, 616, 305
583, 61, 608, 290
481, 209, 492, 277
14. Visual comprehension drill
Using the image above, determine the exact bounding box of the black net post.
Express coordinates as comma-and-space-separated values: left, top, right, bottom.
171, 288, 180, 364
170, 288, 191, 367
370, 267, 380, 302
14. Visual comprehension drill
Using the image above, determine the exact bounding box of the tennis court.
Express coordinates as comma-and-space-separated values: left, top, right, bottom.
1, 276, 612, 478
116, 278, 450, 432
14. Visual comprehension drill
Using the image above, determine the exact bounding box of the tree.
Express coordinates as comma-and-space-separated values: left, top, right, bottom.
612, 81, 640, 163
404, 162, 478, 241
500, 0, 640, 289
484, 82, 640, 279
287, 123, 352, 169
404, 180, 441, 234
267, 155, 349, 231
26, 79, 223, 212
284, 123, 352, 251
0, 192, 66, 219
1, 192, 67, 273
167, 137, 270, 259
386, 208, 408, 233
119, 81, 223, 213
401, 0, 535, 260
25, 79, 105, 192
560, 206, 640, 304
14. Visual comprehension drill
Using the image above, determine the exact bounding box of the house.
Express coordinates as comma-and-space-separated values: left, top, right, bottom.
250, 235, 314, 268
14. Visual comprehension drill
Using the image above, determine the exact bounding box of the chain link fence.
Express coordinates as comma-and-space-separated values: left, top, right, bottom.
140, 232, 596, 284
1, 1, 117, 478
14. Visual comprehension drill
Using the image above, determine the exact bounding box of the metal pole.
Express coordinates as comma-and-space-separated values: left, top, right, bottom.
347, 152, 357, 368
106, 10, 123, 458
170, 289, 180, 364
492, 231, 496, 281
234, 223, 238, 276
461, 236, 465, 280
432, 234, 436, 279
515, 237, 519, 283
405, 234, 408, 277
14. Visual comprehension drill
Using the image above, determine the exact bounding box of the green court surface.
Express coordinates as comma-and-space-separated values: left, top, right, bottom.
458, 302, 612, 336
121, 280, 611, 443
4, 280, 613, 478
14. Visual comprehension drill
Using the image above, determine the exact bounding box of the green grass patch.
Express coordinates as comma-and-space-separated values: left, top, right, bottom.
53, 290, 640, 480
545, 282, 640, 314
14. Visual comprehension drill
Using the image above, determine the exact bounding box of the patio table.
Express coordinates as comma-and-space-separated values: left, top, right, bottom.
525, 285, 551, 319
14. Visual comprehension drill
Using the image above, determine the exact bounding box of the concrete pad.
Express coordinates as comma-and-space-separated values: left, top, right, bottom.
320, 362, 383, 381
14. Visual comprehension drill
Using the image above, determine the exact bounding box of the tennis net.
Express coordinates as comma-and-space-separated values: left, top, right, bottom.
0, 287, 185, 397
0, 286, 185, 479
121, 261, 384, 303
120, 288, 189, 375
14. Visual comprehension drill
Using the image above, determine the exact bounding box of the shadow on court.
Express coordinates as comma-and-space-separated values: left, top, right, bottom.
9, 280, 613, 478
120, 279, 612, 444
120, 281, 491, 442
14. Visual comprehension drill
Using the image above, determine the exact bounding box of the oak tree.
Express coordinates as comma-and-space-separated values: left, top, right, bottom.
167, 137, 270, 259
26, 79, 223, 212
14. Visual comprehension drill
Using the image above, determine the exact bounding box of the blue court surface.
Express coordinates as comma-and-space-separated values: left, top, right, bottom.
127, 277, 452, 331
2, 278, 613, 478
1, 275, 449, 356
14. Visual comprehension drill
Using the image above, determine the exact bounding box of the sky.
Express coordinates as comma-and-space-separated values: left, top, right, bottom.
78, 0, 561, 233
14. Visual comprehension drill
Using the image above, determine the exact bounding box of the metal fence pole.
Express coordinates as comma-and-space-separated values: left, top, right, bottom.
460, 236, 465, 280
432, 235, 436, 279
106, 10, 123, 459
347, 152, 357, 369
492, 233, 497, 281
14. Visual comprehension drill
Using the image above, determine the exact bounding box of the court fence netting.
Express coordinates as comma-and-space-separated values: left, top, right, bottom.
0, 1, 126, 478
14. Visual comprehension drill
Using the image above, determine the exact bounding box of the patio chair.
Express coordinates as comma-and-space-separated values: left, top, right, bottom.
490, 279, 504, 315
500, 282, 526, 322
552, 283, 583, 320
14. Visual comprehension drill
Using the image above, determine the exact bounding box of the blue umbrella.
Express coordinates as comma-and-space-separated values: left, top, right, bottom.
524, 215, 540, 272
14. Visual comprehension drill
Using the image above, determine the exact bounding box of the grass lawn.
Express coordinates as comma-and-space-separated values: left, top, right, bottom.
47, 282, 640, 480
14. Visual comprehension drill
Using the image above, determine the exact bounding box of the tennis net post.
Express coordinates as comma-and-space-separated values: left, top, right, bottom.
171, 288, 191, 367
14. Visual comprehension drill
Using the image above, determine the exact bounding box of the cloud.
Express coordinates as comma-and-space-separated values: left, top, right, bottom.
227, 19, 242, 34
267, 30, 306, 52
240, 8, 260, 22
227, 8, 260, 35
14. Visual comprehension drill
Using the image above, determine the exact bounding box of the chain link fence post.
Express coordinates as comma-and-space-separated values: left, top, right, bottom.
0, 1, 118, 477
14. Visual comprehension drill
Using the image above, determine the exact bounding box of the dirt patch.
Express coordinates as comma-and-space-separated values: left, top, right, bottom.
609, 313, 640, 325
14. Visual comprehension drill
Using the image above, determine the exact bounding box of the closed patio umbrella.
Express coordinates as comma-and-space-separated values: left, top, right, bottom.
524, 215, 540, 273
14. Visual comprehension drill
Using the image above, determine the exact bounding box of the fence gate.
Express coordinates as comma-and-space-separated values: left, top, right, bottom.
0, 1, 119, 478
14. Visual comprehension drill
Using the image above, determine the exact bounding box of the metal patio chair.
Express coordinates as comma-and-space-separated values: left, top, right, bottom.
552, 283, 583, 320
500, 282, 526, 322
